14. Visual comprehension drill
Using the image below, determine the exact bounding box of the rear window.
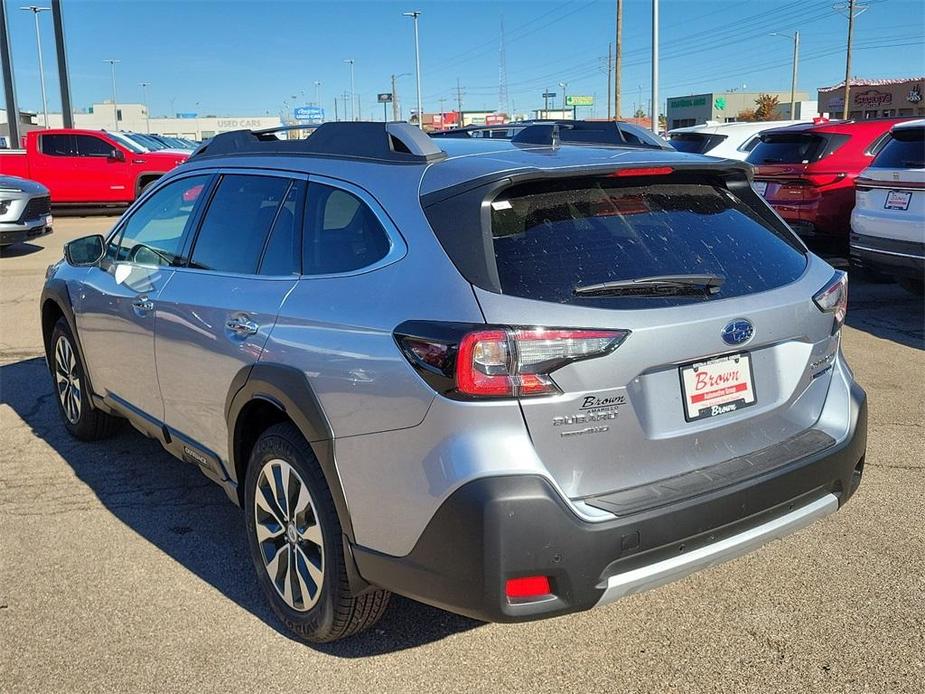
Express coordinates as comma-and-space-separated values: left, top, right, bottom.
870, 127, 925, 169
489, 177, 806, 309
746, 132, 847, 164
668, 133, 726, 154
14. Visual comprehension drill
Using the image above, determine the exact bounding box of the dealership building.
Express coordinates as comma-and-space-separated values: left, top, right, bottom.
666, 90, 810, 129
33, 101, 281, 140
817, 77, 925, 119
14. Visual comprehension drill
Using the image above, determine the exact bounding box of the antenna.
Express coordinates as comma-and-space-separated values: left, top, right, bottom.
498, 15, 510, 117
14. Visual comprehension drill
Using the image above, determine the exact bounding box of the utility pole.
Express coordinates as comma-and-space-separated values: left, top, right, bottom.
544, 87, 549, 119
438, 96, 446, 116
21, 6, 50, 128
403, 10, 424, 129
334, 96, 339, 122
104, 58, 120, 129
615, 0, 623, 119
50, 0, 73, 128
314, 80, 321, 107
456, 77, 464, 115
651, 0, 659, 134
139, 81, 150, 132
559, 81, 567, 115
606, 42, 612, 120
835, 0, 867, 119
0, 2, 21, 145
391, 74, 400, 120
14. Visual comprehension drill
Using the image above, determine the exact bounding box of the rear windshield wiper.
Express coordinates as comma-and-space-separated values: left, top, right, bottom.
573, 274, 725, 298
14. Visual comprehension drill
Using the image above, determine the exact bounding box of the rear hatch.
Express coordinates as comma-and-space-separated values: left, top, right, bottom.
853, 124, 925, 242
748, 131, 850, 205
668, 131, 726, 155
425, 166, 843, 501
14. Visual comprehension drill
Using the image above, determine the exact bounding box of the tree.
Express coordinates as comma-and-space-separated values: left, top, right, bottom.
754, 93, 780, 121
634, 107, 646, 118
736, 108, 758, 122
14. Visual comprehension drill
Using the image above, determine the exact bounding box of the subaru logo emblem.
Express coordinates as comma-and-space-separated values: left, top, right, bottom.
722, 319, 754, 346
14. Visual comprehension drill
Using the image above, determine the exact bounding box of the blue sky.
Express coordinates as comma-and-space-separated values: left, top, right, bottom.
4, 0, 924, 119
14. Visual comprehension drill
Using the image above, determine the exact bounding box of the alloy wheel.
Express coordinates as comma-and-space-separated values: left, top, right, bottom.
54, 335, 81, 424
253, 459, 325, 611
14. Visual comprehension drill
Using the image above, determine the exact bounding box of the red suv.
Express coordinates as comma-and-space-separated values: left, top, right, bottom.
747, 118, 909, 241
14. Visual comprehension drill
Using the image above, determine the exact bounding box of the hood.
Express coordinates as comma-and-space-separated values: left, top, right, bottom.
131, 151, 190, 168
0, 175, 49, 195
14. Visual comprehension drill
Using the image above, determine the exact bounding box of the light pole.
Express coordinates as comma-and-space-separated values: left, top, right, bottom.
403, 11, 423, 129
314, 80, 321, 107
651, 0, 659, 134
139, 81, 150, 132
20, 6, 50, 128
558, 81, 568, 115
391, 72, 411, 121
344, 59, 355, 121
771, 31, 800, 119
103, 58, 120, 129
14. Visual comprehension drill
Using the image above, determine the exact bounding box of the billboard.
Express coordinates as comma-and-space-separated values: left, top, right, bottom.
294, 106, 325, 122
565, 95, 593, 107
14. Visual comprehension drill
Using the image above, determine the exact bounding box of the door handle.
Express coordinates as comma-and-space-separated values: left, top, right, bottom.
132, 296, 155, 312
226, 316, 259, 337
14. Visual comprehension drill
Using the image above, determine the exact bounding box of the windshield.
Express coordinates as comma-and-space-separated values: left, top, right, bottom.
130, 133, 168, 150
488, 176, 806, 309
106, 132, 147, 154
871, 128, 925, 169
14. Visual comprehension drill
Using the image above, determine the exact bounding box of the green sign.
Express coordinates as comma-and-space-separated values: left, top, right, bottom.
668, 96, 706, 109
714, 97, 727, 110
566, 95, 594, 106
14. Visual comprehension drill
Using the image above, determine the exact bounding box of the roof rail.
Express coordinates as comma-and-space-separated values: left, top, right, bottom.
190, 121, 446, 164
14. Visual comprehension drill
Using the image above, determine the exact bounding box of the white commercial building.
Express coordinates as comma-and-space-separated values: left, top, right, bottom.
34, 101, 281, 140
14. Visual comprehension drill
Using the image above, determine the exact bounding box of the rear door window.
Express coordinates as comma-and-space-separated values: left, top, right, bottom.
189, 174, 290, 274
870, 128, 925, 169
489, 177, 807, 309
40, 134, 77, 156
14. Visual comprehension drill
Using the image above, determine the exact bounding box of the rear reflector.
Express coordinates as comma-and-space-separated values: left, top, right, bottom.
505, 575, 552, 599
610, 166, 674, 177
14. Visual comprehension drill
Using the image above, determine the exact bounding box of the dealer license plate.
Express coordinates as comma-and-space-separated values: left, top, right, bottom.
884, 190, 911, 211
680, 352, 756, 422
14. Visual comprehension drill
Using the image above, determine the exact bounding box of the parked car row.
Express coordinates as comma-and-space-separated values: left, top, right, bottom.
0, 175, 52, 247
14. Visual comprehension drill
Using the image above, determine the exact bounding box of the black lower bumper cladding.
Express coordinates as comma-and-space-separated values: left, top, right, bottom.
353, 385, 867, 623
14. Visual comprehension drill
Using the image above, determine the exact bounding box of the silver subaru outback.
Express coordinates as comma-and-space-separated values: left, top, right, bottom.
41, 122, 867, 643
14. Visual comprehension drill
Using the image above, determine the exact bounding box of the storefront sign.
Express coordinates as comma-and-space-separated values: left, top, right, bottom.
853, 89, 892, 107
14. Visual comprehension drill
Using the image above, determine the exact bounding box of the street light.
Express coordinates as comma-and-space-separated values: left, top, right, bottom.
344, 59, 356, 121
20, 6, 50, 129
770, 31, 800, 119
103, 59, 120, 129
139, 81, 150, 133
313, 80, 321, 108
402, 11, 423, 129
558, 81, 568, 115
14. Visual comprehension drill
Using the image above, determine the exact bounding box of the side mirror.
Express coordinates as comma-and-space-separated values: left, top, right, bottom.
64, 234, 105, 266
109, 149, 126, 162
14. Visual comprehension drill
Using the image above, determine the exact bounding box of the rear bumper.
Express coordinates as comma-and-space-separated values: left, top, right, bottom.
850, 232, 925, 280
353, 382, 867, 623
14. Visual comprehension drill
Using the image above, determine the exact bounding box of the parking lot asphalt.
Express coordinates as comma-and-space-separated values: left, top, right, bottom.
1, 218, 923, 694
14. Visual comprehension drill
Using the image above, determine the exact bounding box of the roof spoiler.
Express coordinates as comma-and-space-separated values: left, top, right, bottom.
190, 122, 446, 164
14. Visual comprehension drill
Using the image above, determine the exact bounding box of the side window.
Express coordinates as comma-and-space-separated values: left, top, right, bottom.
109, 175, 210, 266
40, 134, 76, 156
76, 135, 115, 157
259, 181, 304, 276
302, 183, 391, 275
189, 174, 289, 274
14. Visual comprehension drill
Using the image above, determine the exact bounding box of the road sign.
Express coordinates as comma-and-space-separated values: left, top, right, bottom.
542, 91, 557, 99
294, 105, 324, 122
566, 95, 593, 107
377, 93, 393, 103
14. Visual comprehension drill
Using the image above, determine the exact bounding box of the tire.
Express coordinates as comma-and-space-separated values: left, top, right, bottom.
244, 422, 390, 642
898, 277, 924, 295
138, 177, 159, 196
49, 318, 123, 440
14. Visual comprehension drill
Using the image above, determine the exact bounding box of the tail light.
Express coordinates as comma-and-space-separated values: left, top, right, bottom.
396, 322, 629, 399
813, 271, 848, 333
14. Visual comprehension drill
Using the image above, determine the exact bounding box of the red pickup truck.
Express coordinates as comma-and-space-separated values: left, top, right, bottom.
0, 129, 188, 206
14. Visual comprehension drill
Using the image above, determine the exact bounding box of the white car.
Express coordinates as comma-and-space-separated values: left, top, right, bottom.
850, 119, 925, 294
668, 120, 809, 160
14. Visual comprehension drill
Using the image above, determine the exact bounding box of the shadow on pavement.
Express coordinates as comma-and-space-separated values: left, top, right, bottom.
844, 278, 924, 351
0, 242, 45, 258
1, 356, 481, 656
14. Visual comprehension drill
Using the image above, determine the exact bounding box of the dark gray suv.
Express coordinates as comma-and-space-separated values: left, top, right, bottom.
41, 122, 867, 642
